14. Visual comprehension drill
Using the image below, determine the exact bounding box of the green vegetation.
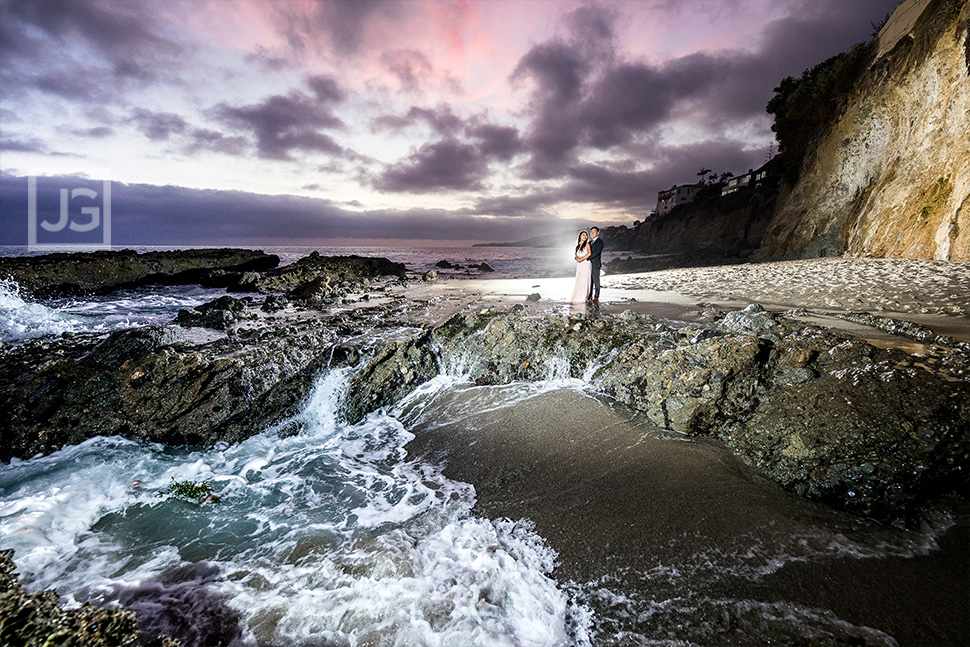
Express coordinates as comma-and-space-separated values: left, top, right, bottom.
766, 41, 875, 183
916, 176, 953, 225
158, 477, 221, 504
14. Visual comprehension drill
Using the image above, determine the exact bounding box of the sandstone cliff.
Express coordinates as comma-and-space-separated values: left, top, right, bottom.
762, 0, 970, 260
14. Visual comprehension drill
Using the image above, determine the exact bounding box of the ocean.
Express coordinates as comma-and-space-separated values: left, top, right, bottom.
0, 245, 967, 646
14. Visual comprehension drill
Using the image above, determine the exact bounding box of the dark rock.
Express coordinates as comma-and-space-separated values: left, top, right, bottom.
288, 276, 332, 303
477, 262, 495, 272
527, 293, 541, 302
0, 248, 278, 298
261, 294, 289, 312
341, 332, 440, 424
435, 260, 456, 269
229, 252, 405, 294
175, 295, 251, 330
2, 293, 966, 526
0, 320, 337, 461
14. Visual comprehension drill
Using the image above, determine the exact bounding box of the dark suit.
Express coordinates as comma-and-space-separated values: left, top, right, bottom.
588, 236, 604, 299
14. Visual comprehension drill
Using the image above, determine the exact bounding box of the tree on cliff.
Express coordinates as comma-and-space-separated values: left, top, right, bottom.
766, 41, 875, 184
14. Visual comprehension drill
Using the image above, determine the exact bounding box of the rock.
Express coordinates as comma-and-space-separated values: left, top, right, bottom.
0, 319, 337, 460
430, 309, 970, 523
0, 549, 172, 647
477, 262, 495, 272
1, 291, 967, 526
175, 295, 251, 330
0, 248, 278, 298
288, 276, 332, 303
230, 252, 405, 294
527, 293, 541, 302
721, 303, 776, 334
435, 260, 456, 269
340, 332, 440, 424
422, 270, 438, 283
261, 294, 289, 312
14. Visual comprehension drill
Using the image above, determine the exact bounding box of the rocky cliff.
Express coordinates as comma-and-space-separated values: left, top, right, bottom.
762, 0, 970, 260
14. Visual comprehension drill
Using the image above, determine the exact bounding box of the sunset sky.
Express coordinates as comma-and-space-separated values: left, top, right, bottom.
0, 0, 901, 246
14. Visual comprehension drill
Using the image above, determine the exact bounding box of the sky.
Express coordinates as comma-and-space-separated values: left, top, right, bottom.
0, 0, 902, 247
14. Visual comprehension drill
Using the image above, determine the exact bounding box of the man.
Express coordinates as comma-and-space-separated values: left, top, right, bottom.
587, 226, 603, 303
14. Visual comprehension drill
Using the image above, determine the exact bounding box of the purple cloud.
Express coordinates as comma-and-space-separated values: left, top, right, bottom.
377, 139, 487, 192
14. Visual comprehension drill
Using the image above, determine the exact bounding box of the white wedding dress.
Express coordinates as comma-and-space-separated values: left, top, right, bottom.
569, 246, 592, 303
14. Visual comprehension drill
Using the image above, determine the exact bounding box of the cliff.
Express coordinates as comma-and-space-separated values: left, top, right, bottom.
761, 0, 970, 259
627, 180, 777, 257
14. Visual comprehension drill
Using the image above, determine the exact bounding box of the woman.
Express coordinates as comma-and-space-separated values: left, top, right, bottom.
569, 230, 592, 303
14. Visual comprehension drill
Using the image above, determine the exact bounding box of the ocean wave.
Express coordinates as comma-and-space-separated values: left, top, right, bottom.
0, 367, 588, 646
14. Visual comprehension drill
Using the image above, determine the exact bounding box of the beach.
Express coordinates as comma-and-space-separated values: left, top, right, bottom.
436, 257, 970, 342
1, 250, 968, 646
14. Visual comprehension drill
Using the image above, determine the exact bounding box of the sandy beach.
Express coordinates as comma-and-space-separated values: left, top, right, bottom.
431, 257, 970, 342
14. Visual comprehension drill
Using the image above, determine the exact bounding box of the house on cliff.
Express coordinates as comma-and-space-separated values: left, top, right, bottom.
656, 183, 704, 216
721, 163, 772, 196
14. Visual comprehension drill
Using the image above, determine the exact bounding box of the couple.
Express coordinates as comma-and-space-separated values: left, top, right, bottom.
569, 226, 603, 304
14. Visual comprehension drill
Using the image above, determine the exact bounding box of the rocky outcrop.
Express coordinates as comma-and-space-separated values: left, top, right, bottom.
0, 248, 278, 297
228, 252, 405, 294
2, 282, 967, 523
429, 305, 969, 523
762, 0, 970, 259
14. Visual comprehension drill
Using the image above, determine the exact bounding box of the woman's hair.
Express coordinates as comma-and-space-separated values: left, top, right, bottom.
575, 230, 589, 253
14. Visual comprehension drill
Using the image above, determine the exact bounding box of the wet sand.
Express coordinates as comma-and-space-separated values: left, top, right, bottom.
401, 385, 970, 646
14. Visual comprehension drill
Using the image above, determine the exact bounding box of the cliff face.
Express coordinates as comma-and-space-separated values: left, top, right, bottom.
762, 0, 970, 260
629, 185, 777, 256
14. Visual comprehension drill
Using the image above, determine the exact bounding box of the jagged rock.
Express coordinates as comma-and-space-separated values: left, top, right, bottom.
435, 260, 457, 269
288, 276, 332, 303
431, 309, 970, 523
422, 270, 438, 283
1, 292, 967, 525
175, 296, 251, 330
721, 303, 777, 334
477, 262, 495, 272
260, 294, 289, 312
340, 333, 440, 424
0, 248, 278, 298
229, 252, 405, 294
0, 549, 173, 647
0, 321, 338, 460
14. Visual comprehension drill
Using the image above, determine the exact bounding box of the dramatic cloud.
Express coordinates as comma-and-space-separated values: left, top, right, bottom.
0, 173, 556, 245
214, 81, 347, 160
0, 0, 902, 244
377, 139, 487, 192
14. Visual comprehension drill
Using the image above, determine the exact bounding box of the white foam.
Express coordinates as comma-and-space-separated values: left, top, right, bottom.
0, 367, 588, 643
0, 278, 84, 342
219, 517, 575, 647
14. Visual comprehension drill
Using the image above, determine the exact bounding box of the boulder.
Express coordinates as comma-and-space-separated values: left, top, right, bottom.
175, 295, 251, 330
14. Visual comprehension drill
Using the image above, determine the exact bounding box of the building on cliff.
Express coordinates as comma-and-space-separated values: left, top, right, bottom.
721, 164, 771, 196
656, 183, 705, 216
